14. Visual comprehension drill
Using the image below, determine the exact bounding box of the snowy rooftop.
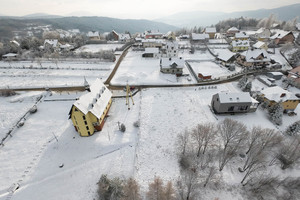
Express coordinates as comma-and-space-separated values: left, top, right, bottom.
205, 27, 216, 33
73, 78, 112, 119
144, 48, 159, 54
235, 32, 249, 39
217, 92, 253, 103
227, 27, 239, 32
44, 39, 59, 47
2, 53, 18, 57
261, 86, 298, 102
253, 41, 266, 49
87, 31, 99, 37
232, 40, 250, 47
160, 57, 184, 69
191, 33, 209, 40
119, 33, 130, 40
270, 30, 293, 39
142, 39, 165, 43
214, 49, 235, 62
242, 49, 271, 63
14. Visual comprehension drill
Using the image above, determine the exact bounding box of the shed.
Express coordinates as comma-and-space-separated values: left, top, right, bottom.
266, 72, 283, 80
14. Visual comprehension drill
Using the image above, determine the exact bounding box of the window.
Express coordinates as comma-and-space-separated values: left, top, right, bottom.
83, 116, 86, 120
88, 131, 91, 136
228, 106, 234, 112
86, 126, 89, 130
74, 108, 78, 111
84, 121, 87, 125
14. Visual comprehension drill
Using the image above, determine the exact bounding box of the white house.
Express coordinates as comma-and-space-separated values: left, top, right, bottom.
142, 48, 159, 58
161, 41, 178, 58
87, 31, 100, 40
160, 57, 184, 76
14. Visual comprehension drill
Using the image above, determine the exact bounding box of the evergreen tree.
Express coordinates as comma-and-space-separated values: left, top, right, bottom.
285, 121, 300, 136
268, 102, 283, 125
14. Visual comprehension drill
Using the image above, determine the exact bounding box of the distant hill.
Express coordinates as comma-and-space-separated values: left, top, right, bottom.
0, 16, 178, 39
23, 13, 62, 19
156, 3, 300, 27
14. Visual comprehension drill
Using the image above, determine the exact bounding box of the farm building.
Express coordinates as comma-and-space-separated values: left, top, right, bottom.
211, 92, 258, 114
69, 79, 112, 137
160, 57, 184, 76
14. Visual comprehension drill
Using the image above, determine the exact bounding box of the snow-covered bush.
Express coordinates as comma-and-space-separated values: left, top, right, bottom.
133, 121, 140, 128
120, 123, 126, 132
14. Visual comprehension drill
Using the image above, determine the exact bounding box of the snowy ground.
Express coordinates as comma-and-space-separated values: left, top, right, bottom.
111, 50, 196, 86
178, 49, 215, 61
75, 44, 124, 53
0, 92, 139, 200
0, 61, 114, 88
188, 61, 233, 79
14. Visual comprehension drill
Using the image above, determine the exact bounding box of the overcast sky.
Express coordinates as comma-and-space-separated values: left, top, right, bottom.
1, 0, 299, 19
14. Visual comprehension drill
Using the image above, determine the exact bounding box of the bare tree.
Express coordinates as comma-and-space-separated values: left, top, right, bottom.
245, 126, 263, 154
177, 130, 190, 155
217, 118, 248, 171
122, 178, 141, 200
241, 147, 266, 173
203, 166, 217, 187
147, 176, 165, 200
277, 136, 300, 170
191, 123, 215, 157
177, 170, 198, 200
259, 128, 282, 152
163, 181, 176, 200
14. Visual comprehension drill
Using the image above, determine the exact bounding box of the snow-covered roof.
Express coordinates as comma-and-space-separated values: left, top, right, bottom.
165, 41, 178, 49
256, 28, 269, 34
217, 92, 253, 103
268, 72, 283, 76
60, 44, 73, 49
2, 53, 17, 57
191, 33, 209, 40
10, 40, 20, 46
270, 30, 293, 39
160, 57, 184, 69
144, 48, 159, 54
87, 31, 99, 37
253, 41, 266, 49
242, 49, 271, 63
261, 86, 298, 102
118, 33, 130, 40
235, 32, 249, 39
214, 49, 235, 62
227, 27, 239, 32
205, 27, 216, 33
73, 78, 112, 119
232, 40, 250, 47
44, 39, 59, 47
142, 39, 164, 43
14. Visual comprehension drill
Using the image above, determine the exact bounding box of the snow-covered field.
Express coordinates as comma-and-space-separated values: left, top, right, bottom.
0, 61, 114, 88
111, 50, 195, 86
178, 49, 215, 61
188, 61, 232, 79
75, 44, 124, 53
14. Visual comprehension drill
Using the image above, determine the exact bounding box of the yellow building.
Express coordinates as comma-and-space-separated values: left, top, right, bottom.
260, 86, 300, 112
69, 78, 112, 137
232, 40, 249, 52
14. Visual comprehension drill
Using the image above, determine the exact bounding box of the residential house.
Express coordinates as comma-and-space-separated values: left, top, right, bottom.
142, 48, 159, 58
260, 86, 300, 112
69, 78, 112, 137
161, 41, 178, 58
179, 34, 190, 40
164, 31, 176, 41
226, 27, 239, 37
87, 31, 100, 40
254, 28, 271, 41
204, 27, 216, 39
145, 31, 164, 39
236, 49, 271, 67
214, 49, 236, 64
111, 30, 131, 42
288, 65, 300, 85
160, 57, 184, 76
142, 39, 164, 48
191, 33, 209, 44
44, 39, 61, 51
270, 31, 295, 45
253, 41, 268, 51
234, 32, 249, 40
211, 92, 258, 114
266, 72, 283, 80
2, 53, 18, 60
232, 40, 250, 52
